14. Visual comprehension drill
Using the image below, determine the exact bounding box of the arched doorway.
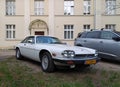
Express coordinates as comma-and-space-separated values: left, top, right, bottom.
29, 19, 49, 35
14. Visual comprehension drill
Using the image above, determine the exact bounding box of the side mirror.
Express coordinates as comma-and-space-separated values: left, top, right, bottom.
112, 37, 120, 41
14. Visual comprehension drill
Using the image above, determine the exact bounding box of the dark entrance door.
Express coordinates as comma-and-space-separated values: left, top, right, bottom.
35, 31, 44, 35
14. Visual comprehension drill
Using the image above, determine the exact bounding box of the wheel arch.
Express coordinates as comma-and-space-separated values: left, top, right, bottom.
15, 47, 22, 55
39, 49, 52, 61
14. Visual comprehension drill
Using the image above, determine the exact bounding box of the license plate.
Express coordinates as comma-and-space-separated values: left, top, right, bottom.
85, 60, 96, 64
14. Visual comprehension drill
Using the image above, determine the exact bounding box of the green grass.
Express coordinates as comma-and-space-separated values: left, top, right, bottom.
0, 57, 120, 87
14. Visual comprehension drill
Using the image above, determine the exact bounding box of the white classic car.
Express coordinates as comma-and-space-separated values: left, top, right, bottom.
16, 36, 100, 72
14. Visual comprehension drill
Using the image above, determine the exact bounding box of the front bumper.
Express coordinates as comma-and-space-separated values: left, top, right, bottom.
53, 57, 100, 66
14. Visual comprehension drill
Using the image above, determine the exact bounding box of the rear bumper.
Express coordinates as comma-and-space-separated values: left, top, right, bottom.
53, 57, 100, 66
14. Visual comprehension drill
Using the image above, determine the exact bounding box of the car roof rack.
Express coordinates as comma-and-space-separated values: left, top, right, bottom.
86, 28, 115, 32
101, 28, 114, 31
90, 29, 99, 31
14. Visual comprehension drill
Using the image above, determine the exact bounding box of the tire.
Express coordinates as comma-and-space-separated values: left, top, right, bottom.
41, 52, 55, 73
16, 48, 22, 60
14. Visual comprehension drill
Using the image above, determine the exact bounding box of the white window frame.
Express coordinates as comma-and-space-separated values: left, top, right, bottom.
84, 0, 91, 15
6, 0, 15, 15
34, 0, 44, 15
105, 0, 116, 15
83, 24, 90, 31
64, 0, 74, 15
105, 24, 116, 30
6, 25, 15, 39
64, 25, 74, 39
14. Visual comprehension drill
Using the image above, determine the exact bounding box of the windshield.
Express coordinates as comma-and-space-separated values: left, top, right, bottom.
36, 36, 62, 44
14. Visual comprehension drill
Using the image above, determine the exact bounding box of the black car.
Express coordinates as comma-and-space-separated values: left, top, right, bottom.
74, 29, 120, 61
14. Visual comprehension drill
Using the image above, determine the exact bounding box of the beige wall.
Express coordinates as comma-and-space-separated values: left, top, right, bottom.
54, 0, 64, 15
54, 16, 94, 45
16, 0, 24, 15
0, 0, 120, 48
0, 17, 25, 48
0, 0, 25, 48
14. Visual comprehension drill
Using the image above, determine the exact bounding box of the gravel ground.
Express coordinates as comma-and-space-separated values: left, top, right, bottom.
94, 61, 120, 71
0, 49, 120, 72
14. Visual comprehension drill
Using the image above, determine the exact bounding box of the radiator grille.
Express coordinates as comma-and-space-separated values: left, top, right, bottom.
75, 54, 95, 58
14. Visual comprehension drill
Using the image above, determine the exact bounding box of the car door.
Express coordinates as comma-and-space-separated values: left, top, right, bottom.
75, 32, 88, 46
81, 31, 102, 51
99, 31, 120, 59
20, 36, 36, 60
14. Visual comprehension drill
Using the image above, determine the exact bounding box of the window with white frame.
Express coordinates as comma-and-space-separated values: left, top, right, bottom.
84, 0, 91, 15
105, 24, 116, 30
6, 25, 15, 39
83, 24, 90, 31
34, 0, 44, 15
105, 0, 116, 15
6, 0, 15, 15
64, 0, 74, 15
64, 25, 74, 39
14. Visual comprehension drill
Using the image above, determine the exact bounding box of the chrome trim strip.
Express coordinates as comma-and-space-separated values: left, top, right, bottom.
99, 52, 117, 58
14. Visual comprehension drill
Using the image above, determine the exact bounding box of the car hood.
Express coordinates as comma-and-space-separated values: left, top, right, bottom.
36, 44, 96, 54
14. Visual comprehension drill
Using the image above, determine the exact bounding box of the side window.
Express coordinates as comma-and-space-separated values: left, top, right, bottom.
101, 31, 116, 40
86, 31, 100, 38
80, 32, 88, 38
21, 37, 28, 43
22, 37, 35, 43
36, 37, 45, 43
77, 32, 87, 38
27, 37, 35, 43
36, 36, 49, 43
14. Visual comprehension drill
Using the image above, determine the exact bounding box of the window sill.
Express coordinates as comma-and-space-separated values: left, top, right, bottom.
102, 14, 120, 16
61, 39, 74, 41
5, 39, 22, 41
5, 15, 24, 17
31, 15, 49, 16
55, 15, 94, 17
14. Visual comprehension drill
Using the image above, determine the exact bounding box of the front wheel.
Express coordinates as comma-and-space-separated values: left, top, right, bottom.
16, 48, 22, 60
41, 52, 55, 73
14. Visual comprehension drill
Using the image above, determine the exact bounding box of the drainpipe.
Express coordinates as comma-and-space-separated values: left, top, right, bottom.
94, 0, 96, 29
24, 0, 30, 36
49, 0, 55, 36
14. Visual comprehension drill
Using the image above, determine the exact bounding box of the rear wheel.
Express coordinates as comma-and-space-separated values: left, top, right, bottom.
16, 48, 22, 60
41, 52, 55, 72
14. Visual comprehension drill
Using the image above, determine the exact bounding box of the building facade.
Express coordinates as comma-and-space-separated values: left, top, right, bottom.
0, 0, 120, 49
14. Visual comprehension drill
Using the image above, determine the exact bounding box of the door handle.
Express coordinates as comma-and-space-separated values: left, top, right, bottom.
84, 40, 87, 42
24, 44, 26, 46
100, 41, 103, 43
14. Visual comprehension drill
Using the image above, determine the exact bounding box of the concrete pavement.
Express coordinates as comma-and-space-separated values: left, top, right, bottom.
0, 49, 15, 60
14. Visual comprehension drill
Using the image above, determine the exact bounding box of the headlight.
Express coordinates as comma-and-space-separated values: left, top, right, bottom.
95, 51, 98, 57
62, 50, 75, 58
